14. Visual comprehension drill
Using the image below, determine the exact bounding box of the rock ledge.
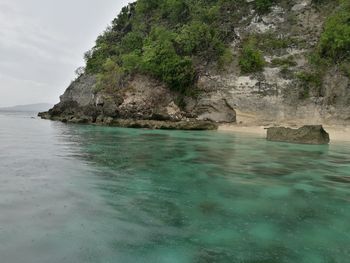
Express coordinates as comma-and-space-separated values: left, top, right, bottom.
38, 112, 218, 130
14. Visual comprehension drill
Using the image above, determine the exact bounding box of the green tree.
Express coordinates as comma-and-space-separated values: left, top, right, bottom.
319, 2, 350, 61
239, 39, 265, 73
96, 59, 124, 93
142, 27, 196, 92
255, 0, 275, 13
83, 0, 239, 92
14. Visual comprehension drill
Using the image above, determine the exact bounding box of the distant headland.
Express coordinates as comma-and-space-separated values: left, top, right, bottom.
0, 103, 54, 113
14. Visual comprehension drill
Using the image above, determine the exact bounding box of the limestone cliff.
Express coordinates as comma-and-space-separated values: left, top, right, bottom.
201, 0, 350, 125
40, 0, 350, 128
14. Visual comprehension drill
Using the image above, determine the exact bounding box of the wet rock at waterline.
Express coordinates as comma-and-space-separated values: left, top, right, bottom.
267, 125, 330, 145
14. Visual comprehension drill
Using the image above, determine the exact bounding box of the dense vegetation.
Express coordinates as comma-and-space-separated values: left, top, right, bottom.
239, 38, 266, 73
83, 0, 236, 93
297, 0, 350, 98
82, 0, 348, 95
318, 0, 350, 62
82, 0, 279, 93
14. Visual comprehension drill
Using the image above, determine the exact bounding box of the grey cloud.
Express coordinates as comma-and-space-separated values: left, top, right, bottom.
0, 0, 130, 107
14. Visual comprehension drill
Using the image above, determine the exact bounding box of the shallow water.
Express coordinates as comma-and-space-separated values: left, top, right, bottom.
0, 112, 349, 263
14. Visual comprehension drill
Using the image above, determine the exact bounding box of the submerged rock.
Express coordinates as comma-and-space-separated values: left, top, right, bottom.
266, 125, 330, 144
195, 248, 233, 263
326, 176, 350, 184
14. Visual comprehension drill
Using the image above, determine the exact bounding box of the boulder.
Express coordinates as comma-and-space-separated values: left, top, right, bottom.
266, 125, 330, 144
195, 96, 236, 123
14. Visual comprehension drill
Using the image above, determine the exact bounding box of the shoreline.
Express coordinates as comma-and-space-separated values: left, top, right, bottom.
218, 124, 350, 143
38, 112, 218, 130
39, 111, 350, 143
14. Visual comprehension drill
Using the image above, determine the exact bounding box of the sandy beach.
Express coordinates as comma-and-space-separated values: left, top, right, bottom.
218, 124, 350, 143
217, 110, 350, 143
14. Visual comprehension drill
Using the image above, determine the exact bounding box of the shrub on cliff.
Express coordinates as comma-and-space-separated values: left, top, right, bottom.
95, 59, 124, 93
239, 40, 266, 73
318, 1, 350, 61
255, 0, 275, 13
176, 21, 231, 63
296, 71, 323, 99
141, 27, 196, 92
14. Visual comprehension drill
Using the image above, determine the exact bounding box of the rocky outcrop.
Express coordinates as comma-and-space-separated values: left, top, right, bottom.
59, 74, 96, 107
266, 125, 330, 144
40, 0, 350, 128
190, 94, 236, 123
100, 119, 218, 130
115, 76, 183, 121
39, 74, 228, 130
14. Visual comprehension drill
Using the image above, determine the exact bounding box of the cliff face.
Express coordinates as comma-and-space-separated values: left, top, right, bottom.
42, 74, 235, 127
200, 0, 350, 125
41, 0, 350, 127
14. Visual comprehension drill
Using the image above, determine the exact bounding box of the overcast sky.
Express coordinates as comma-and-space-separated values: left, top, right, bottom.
0, 0, 130, 107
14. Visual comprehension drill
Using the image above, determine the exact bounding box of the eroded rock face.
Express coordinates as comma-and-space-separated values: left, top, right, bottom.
39, 74, 228, 130
203, 1, 350, 126
60, 74, 96, 107
117, 76, 183, 121
267, 125, 330, 144
195, 96, 236, 123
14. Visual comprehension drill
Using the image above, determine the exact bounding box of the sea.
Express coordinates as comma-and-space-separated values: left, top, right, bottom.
0, 111, 349, 263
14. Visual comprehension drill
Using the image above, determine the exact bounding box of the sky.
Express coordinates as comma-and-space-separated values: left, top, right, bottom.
0, 0, 130, 107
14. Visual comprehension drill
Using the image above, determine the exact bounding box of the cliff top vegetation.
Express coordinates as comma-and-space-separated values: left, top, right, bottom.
82, 0, 349, 94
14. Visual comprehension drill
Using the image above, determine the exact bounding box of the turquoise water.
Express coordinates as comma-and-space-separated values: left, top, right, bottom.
0, 112, 349, 263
